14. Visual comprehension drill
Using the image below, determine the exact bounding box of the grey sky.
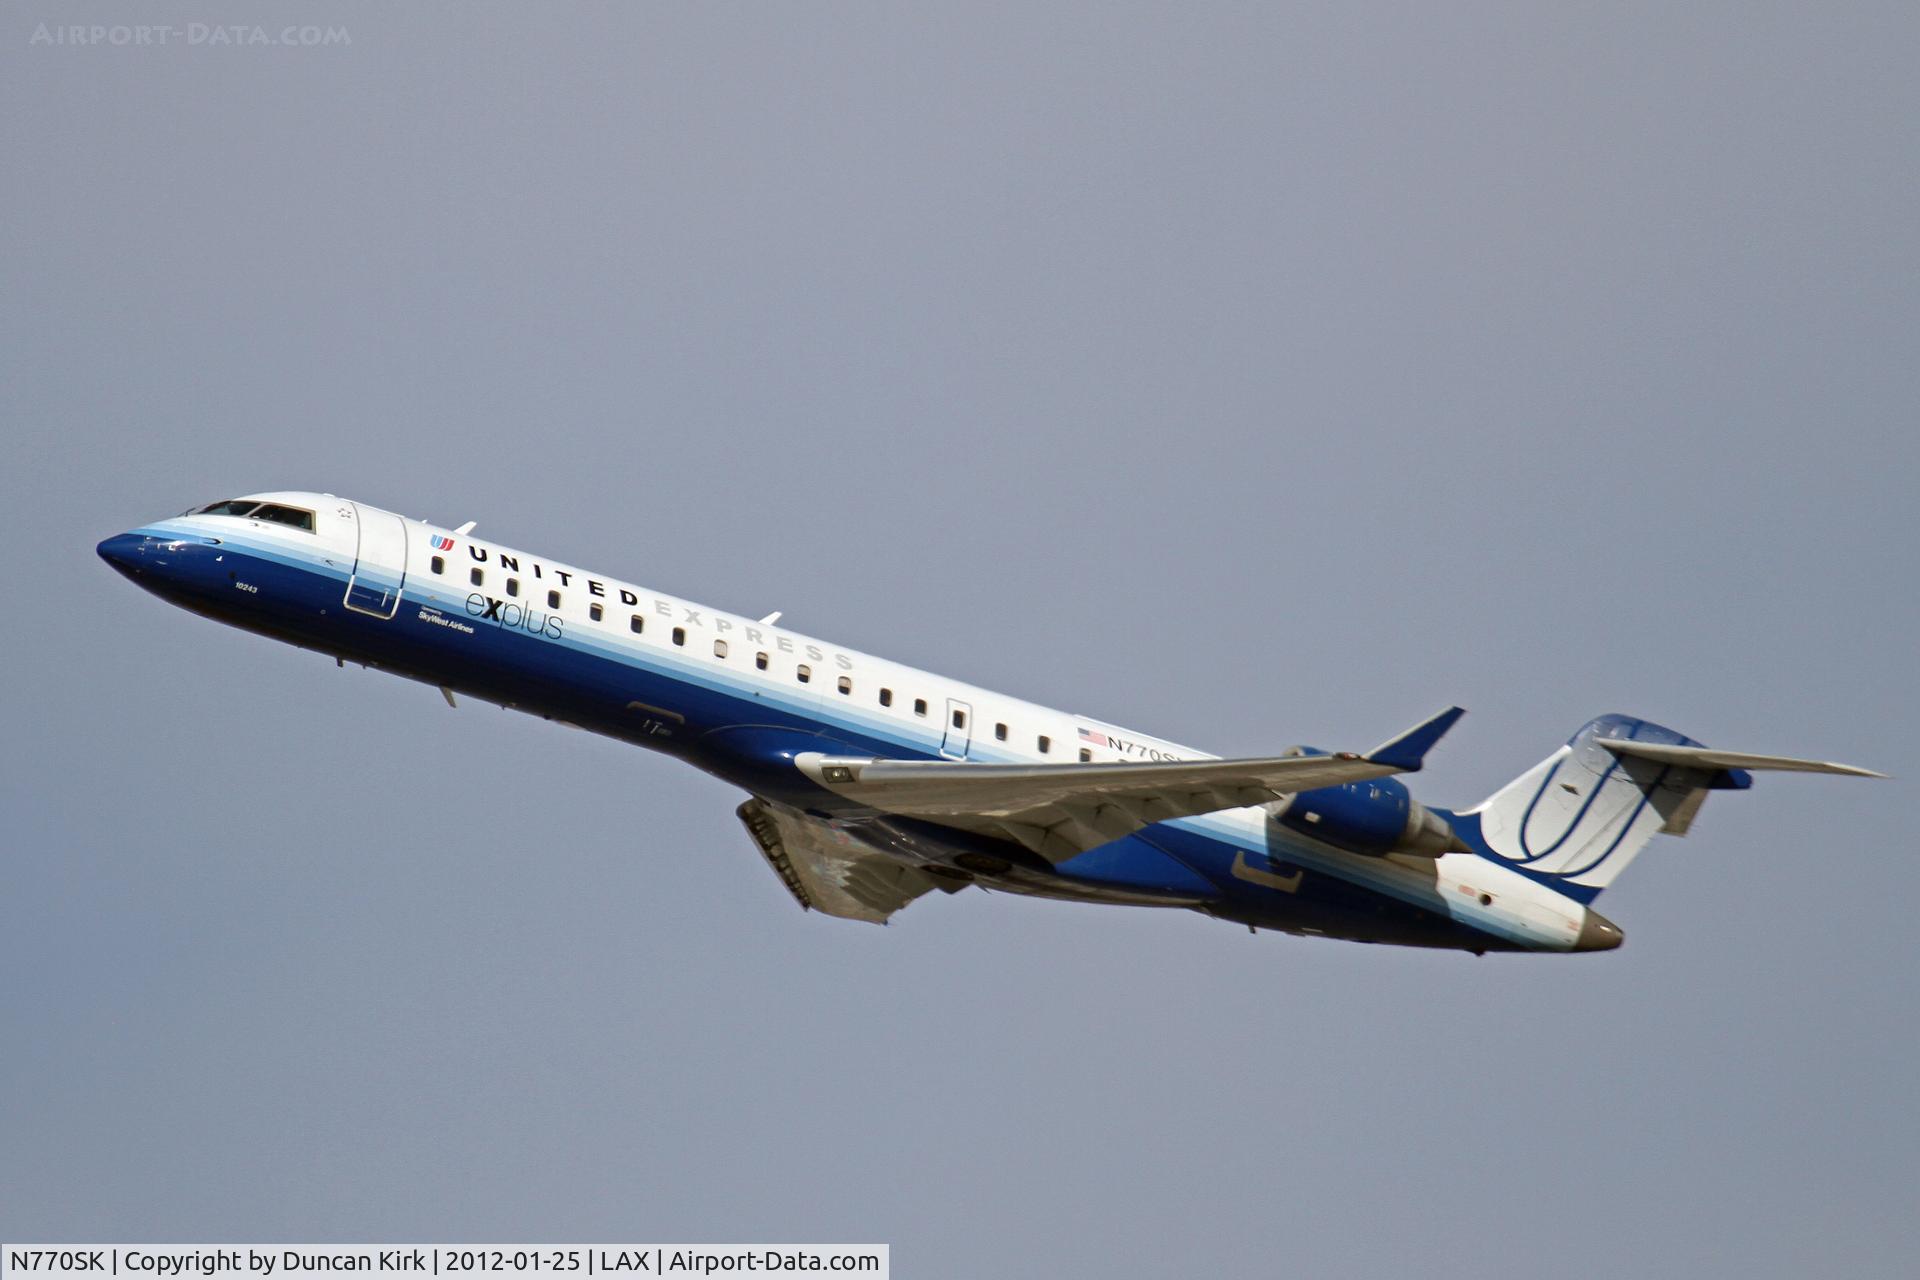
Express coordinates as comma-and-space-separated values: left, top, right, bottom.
3, 4, 1916, 1275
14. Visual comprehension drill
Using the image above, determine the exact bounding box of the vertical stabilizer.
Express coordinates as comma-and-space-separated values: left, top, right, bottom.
1461, 715, 1732, 900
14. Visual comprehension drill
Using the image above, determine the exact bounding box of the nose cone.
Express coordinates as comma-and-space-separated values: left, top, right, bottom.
97, 532, 147, 578
1573, 908, 1625, 952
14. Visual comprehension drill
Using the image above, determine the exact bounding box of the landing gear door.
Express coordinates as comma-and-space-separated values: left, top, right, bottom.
343, 502, 409, 619
940, 697, 974, 760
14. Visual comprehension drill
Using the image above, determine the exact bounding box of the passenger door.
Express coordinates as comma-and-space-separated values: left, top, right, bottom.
343, 502, 409, 619
940, 697, 974, 759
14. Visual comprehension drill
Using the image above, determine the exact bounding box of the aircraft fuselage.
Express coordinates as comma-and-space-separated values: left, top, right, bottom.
98, 492, 1627, 955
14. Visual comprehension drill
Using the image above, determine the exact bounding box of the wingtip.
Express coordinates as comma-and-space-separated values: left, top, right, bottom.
1365, 705, 1467, 771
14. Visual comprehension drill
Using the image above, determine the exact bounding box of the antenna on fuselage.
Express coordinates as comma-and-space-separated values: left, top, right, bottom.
454, 521, 477, 535
759, 611, 782, 625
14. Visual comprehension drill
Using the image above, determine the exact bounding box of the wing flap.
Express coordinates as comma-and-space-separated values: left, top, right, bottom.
737, 799, 940, 925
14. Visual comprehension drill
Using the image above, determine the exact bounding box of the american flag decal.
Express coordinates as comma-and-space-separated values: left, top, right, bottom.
1079, 727, 1106, 746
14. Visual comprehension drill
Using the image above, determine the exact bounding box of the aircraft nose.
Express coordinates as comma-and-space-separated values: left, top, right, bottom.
1573, 908, 1625, 952
96, 532, 147, 576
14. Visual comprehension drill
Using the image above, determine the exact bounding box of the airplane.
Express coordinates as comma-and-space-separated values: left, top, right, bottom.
96, 492, 1883, 955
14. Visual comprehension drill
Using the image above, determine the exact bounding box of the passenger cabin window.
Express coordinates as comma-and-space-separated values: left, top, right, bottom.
547, 589, 561, 609
913, 698, 928, 717
1079, 748, 1093, 762
250, 504, 315, 532
630, 615, 645, 634
755, 652, 769, 670
1038, 735, 1052, 754
195, 499, 261, 518
994, 723, 1008, 741
589, 603, 604, 622
430, 556, 445, 575
879, 688, 893, 707
797, 664, 812, 683
506, 577, 520, 597
838, 676, 852, 695
714, 639, 728, 659
672, 627, 686, 646
470, 567, 484, 587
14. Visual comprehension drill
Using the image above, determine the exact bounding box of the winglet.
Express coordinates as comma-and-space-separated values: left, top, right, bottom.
1365, 706, 1467, 771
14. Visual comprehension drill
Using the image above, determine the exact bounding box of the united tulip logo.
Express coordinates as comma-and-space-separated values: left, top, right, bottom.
430, 535, 456, 551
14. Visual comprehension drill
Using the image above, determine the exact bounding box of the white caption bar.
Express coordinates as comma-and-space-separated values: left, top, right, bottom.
2, 1249, 886, 1280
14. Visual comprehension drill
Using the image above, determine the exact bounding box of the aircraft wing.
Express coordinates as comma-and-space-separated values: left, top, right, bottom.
737, 798, 942, 924
793, 706, 1465, 862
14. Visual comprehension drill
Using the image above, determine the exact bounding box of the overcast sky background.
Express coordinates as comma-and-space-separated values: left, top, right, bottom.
4, 4, 1916, 1276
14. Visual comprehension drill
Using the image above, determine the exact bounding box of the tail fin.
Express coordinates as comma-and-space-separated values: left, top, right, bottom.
1456, 714, 1882, 901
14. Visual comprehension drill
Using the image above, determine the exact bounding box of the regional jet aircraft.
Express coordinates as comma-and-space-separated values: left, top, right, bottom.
97, 493, 1882, 954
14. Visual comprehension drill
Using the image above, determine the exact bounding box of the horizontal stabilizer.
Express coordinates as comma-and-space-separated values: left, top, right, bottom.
1598, 739, 1886, 779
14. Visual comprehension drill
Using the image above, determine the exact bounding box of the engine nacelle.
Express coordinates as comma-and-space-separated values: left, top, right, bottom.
1273, 754, 1462, 857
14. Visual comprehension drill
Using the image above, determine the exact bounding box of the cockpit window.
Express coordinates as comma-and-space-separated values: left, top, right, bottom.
251, 504, 315, 532
196, 499, 262, 518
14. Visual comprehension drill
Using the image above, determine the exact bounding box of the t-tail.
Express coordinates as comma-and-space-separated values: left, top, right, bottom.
1451, 713, 1884, 903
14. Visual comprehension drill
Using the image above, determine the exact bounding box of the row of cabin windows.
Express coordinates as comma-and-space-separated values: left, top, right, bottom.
432, 552, 1089, 758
